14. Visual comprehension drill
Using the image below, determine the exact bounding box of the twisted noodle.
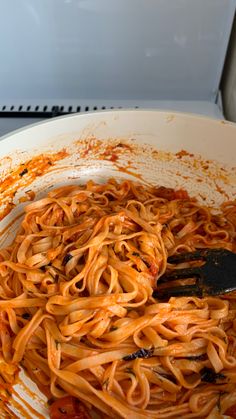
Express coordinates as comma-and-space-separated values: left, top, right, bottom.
0, 179, 236, 418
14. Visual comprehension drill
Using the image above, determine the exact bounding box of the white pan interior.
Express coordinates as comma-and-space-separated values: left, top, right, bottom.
0, 109, 235, 417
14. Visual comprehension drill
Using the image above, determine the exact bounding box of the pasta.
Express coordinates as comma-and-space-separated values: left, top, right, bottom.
0, 179, 236, 418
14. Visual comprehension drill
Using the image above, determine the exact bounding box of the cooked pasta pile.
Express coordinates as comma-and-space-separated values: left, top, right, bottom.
0, 179, 236, 418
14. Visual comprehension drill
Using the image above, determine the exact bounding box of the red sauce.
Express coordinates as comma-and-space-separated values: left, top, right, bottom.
154, 186, 189, 200
225, 404, 236, 418
149, 263, 159, 277
175, 150, 194, 159
12, 389, 45, 419
0, 150, 68, 221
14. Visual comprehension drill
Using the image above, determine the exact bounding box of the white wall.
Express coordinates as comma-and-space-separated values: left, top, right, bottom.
222, 17, 236, 122
0, 0, 234, 103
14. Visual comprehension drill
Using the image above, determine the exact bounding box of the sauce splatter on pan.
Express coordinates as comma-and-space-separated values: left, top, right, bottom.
0, 150, 68, 221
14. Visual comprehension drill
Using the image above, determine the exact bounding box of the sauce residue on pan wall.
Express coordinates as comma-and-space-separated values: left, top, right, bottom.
77, 137, 145, 181
0, 150, 68, 221
76, 138, 235, 201
0, 136, 236, 223
0, 356, 47, 418
78, 137, 134, 161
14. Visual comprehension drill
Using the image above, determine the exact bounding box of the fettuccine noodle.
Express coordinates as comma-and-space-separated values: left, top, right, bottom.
0, 179, 236, 418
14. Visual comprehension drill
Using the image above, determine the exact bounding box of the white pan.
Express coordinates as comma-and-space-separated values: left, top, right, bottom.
0, 109, 235, 417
